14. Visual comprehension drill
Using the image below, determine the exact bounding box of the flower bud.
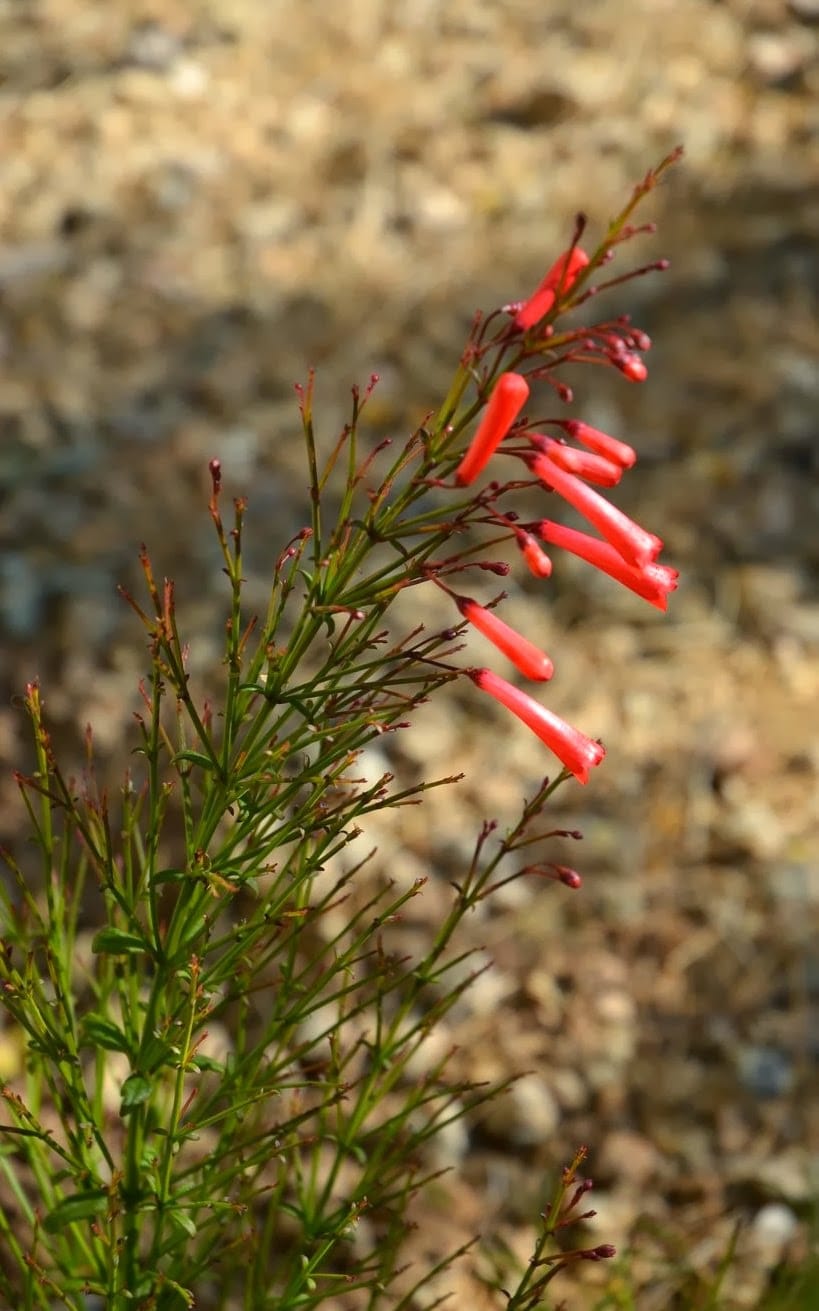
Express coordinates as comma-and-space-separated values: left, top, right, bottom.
456, 597, 553, 681
516, 247, 590, 330
455, 372, 530, 486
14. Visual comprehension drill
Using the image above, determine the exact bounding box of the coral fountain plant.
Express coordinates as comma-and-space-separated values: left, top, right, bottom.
0, 151, 681, 1311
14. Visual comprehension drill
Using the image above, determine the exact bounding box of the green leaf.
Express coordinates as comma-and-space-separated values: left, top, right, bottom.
140, 1033, 175, 1072
173, 749, 218, 772
191, 1053, 224, 1074
91, 928, 148, 956
152, 867, 187, 886
168, 1208, 197, 1238
43, 1189, 108, 1232
80, 1014, 132, 1055
177, 910, 209, 948
119, 1073, 152, 1115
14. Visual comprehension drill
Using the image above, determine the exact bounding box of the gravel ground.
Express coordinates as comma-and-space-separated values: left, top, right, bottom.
1, 1, 818, 1306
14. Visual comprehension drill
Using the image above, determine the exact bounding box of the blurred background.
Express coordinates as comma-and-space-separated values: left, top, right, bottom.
1, 1, 818, 1305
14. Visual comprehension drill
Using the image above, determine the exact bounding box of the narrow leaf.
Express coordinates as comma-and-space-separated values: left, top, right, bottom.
91, 928, 148, 956
80, 1015, 132, 1055
43, 1190, 108, 1232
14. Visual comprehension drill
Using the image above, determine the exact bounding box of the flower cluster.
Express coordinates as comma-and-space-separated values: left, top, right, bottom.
444, 242, 678, 784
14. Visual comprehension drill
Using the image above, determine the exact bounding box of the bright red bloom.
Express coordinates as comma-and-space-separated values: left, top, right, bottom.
469, 668, 605, 784
456, 595, 553, 681
530, 453, 663, 569
530, 434, 623, 487
537, 520, 679, 610
557, 420, 637, 470
455, 372, 530, 486
516, 530, 553, 578
515, 246, 590, 330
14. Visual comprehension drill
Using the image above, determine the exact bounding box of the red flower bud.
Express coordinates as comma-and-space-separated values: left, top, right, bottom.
516, 247, 590, 330
531, 435, 623, 487
456, 596, 553, 681
557, 420, 637, 470
533, 864, 583, 888
469, 668, 605, 783
516, 530, 553, 578
556, 866, 582, 889
531, 454, 662, 569
617, 352, 648, 382
455, 372, 530, 486
537, 520, 678, 610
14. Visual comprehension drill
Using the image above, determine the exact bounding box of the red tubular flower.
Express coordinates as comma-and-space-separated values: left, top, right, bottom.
530, 453, 663, 569
557, 420, 637, 470
537, 520, 679, 610
516, 530, 553, 578
516, 246, 590, 330
456, 595, 553, 681
455, 372, 530, 486
469, 668, 605, 784
530, 435, 623, 487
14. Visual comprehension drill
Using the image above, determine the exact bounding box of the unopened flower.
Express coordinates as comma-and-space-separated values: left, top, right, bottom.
531, 863, 583, 888
516, 530, 553, 578
531, 453, 662, 569
616, 352, 647, 382
557, 420, 637, 470
456, 596, 553, 681
516, 246, 590, 330
455, 372, 530, 486
537, 520, 679, 610
530, 435, 623, 487
469, 668, 605, 783
584, 1244, 618, 1262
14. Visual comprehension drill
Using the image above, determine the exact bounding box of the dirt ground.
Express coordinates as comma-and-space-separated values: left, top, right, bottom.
1, 1, 818, 1307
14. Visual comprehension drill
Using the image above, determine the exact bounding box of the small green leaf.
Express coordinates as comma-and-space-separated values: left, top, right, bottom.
177, 910, 209, 948
152, 867, 187, 886
173, 749, 218, 772
119, 1073, 152, 1115
81, 1014, 132, 1055
91, 928, 148, 956
191, 1053, 223, 1074
140, 1033, 175, 1072
43, 1189, 107, 1232
168, 1208, 197, 1238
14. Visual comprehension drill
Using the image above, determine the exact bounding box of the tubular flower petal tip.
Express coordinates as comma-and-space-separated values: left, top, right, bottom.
470, 668, 605, 784
456, 596, 553, 681
516, 246, 590, 331
531, 453, 663, 569
558, 420, 637, 470
455, 372, 530, 486
517, 531, 553, 578
538, 520, 678, 610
